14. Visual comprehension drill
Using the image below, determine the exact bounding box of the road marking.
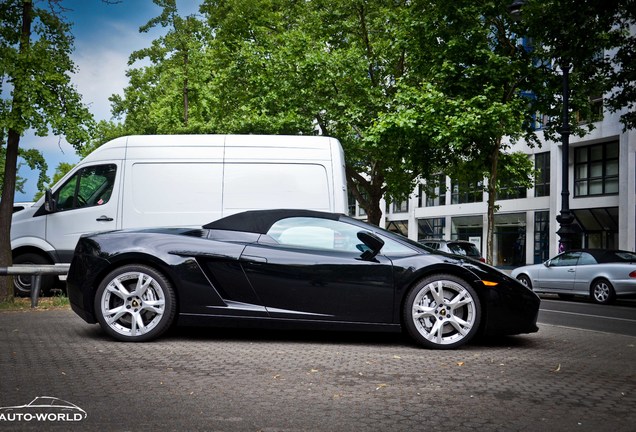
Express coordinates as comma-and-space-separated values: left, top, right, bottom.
539, 308, 636, 323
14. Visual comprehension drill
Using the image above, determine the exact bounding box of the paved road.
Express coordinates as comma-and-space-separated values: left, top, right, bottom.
539, 297, 636, 336
1, 308, 635, 431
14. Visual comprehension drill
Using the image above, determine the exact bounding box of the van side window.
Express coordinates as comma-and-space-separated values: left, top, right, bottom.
56, 164, 117, 211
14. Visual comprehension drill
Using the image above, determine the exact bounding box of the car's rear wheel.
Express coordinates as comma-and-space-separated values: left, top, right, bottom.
590, 278, 616, 305
516, 274, 532, 290
403, 274, 481, 349
94, 264, 176, 342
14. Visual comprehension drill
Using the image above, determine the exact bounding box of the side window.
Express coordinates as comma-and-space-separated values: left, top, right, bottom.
55, 164, 117, 212
577, 252, 597, 265
550, 252, 581, 267
266, 217, 414, 255
267, 217, 362, 253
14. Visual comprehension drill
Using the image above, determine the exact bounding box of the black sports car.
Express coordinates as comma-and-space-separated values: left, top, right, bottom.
66, 209, 540, 349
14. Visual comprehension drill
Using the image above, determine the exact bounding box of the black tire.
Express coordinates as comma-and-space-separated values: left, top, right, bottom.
12, 253, 56, 297
590, 278, 616, 305
516, 274, 532, 290
403, 274, 481, 349
94, 264, 176, 342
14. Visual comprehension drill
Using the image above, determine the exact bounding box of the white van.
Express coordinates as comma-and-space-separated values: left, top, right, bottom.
11, 134, 348, 293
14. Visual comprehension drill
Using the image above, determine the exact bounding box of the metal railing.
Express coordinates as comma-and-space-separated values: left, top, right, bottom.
0, 264, 70, 308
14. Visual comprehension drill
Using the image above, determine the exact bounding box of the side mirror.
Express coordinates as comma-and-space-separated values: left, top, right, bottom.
357, 231, 384, 261
543, 259, 551, 267
44, 189, 57, 213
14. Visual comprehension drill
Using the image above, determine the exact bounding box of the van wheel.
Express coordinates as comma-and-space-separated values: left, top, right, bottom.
94, 264, 176, 342
12, 253, 56, 297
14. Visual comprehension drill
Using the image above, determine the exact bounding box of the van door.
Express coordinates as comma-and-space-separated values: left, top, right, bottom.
44, 163, 121, 262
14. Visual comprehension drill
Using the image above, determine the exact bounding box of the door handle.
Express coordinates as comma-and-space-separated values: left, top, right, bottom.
96, 215, 114, 222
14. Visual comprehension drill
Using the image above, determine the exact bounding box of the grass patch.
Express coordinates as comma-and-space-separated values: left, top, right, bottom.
0, 294, 70, 311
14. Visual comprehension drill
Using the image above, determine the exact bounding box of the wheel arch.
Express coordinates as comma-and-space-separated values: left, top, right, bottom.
12, 245, 56, 264
86, 252, 182, 318
398, 263, 488, 332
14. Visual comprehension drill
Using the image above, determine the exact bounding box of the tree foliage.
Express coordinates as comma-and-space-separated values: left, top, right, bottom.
0, 0, 93, 300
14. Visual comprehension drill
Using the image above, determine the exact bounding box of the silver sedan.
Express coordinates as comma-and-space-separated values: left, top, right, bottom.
511, 249, 636, 304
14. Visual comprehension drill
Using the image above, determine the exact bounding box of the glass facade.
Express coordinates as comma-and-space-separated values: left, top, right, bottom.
418, 217, 445, 241
534, 152, 550, 197
574, 141, 619, 197
533, 211, 550, 263
451, 180, 483, 204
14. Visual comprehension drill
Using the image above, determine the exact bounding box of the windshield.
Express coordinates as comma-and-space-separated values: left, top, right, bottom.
448, 242, 480, 257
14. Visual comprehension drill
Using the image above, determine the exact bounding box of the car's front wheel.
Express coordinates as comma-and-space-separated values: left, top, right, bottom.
516, 274, 532, 290
590, 278, 616, 305
94, 264, 176, 342
403, 274, 481, 349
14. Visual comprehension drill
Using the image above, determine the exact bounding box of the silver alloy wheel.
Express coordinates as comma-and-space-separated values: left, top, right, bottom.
591, 279, 615, 304
99, 271, 167, 338
517, 275, 532, 289
411, 278, 478, 347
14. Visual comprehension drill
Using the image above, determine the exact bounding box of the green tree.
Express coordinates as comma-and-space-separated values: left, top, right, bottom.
199, 0, 435, 224
0, 0, 93, 301
110, 0, 210, 134
369, 0, 633, 262
1, 142, 48, 195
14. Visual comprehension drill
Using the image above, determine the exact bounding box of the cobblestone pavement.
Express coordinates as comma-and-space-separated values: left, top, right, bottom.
1, 308, 635, 432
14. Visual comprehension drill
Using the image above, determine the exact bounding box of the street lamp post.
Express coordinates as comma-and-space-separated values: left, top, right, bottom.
555, 63, 576, 251
508, 0, 576, 252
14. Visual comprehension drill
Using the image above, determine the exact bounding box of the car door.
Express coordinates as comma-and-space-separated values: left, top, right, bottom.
538, 251, 580, 291
240, 217, 395, 323
45, 163, 120, 262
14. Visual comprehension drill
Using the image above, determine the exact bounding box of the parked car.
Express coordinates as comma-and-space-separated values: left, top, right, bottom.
420, 239, 485, 262
511, 249, 636, 304
66, 209, 540, 349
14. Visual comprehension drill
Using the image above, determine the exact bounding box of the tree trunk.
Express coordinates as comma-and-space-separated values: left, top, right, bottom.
485, 141, 500, 266
0, 130, 21, 301
0, 0, 33, 301
345, 164, 384, 226
183, 51, 189, 127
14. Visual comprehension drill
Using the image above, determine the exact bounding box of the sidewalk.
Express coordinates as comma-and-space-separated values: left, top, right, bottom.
1, 308, 635, 431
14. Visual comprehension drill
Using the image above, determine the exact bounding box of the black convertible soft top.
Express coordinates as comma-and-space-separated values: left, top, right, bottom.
203, 209, 341, 234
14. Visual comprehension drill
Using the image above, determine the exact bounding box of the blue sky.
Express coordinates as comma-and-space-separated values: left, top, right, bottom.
14, 0, 201, 201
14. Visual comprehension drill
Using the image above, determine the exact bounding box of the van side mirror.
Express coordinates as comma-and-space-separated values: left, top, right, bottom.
44, 189, 57, 213
357, 231, 384, 261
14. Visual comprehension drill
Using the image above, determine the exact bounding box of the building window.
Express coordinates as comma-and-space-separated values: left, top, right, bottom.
574, 141, 619, 197
497, 184, 527, 200
534, 152, 550, 197
420, 174, 447, 207
347, 191, 356, 217
533, 211, 550, 264
451, 179, 483, 204
418, 218, 445, 241
577, 92, 604, 125
392, 199, 408, 213
386, 220, 408, 237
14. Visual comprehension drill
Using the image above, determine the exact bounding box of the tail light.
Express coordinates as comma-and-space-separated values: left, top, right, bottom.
630, 270, 636, 278
479, 257, 486, 263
